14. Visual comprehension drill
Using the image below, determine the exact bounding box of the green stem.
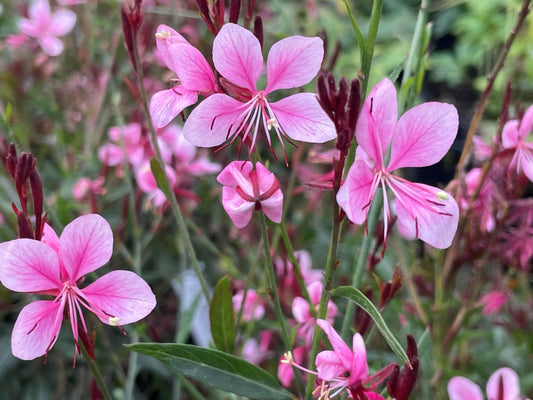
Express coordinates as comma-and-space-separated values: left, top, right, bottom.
79, 339, 113, 400
131, 28, 210, 302
362, 0, 384, 96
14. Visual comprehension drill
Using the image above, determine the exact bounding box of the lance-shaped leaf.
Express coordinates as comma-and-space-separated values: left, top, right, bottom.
127, 343, 291, 400
331, 286, 409, 366
209, 276, 235, 354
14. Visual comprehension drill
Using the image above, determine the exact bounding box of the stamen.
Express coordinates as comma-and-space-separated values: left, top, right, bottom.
155, 31, 171, 40
436, 190, 449, 201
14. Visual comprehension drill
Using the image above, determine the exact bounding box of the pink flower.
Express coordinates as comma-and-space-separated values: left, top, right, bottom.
72, 177, 106, 201
150, 24, 217, 128
217, 161, 283, 228
315, 319, 385, 399
448, 367, 529, 400
183, 23, 336, 157
337, 78, 459, 249
242, 331, 272, 365
0, 214, 156, 360
134, 160, 177, 207
18, 0, 76, 56
232, 289, 265, 322
278, 346, 306, 388
478, 290, 509, 316
502, 104, 533, 182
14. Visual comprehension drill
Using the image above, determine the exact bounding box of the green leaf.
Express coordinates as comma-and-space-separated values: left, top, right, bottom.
209, 276, 235, 354
128, 343, 291, 400
331, 286, 409, 365
150, 157, 172, 198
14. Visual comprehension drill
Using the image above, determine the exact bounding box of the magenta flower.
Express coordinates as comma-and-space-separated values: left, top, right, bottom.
183, 23, 336, 157
232, 289, 265, 321
18, 0, 76, 56
315, 319, 385, 399
337, 78, 459, 248
478, 290, 509, 316
150, 24, 217, 128
217, 161, 283, 228
448, 367, 529, 400
502, 104, 533, 182
0, 214, 156, 360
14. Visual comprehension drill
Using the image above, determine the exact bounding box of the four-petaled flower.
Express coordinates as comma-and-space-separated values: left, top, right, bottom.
150, 24, 218, 128
217, 160, 283, 228
18, 0, 76, 56
183, 23, 336, 159
337, 78, 459, 248
502, 104, 533, 182
0, 214, 156, 360
448, 367, 530, 400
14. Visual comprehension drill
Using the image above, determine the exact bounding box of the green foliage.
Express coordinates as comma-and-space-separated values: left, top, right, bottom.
209, 276, 235, 354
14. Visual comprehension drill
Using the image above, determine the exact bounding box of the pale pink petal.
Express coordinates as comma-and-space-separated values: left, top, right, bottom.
255, 162, 277, 194
518, 147, 533, 182
486, 367, 520, 400
150, 89, 198, 128
108, 123, 141, 144
270, 93, 336, 143
265, 36, 323, 93
29, 0, 51, 23
42, 223, 60, 253
183, 94, 244, 147
217, 161, 254, 197
336, 160, 377, 225
39, 36, 64, 56
48, 10, 76, 36
316, 350, 349, 381
350, 333, 369, 383
448, 377, 483, 400
392, 180, 459, 249
292, 297, 311, 323
356, 78, 398, 168
307, 281, 323, 304
18, 19, 40, 37
167, 43, 215, 92
81, 270, 156, 325
260, 190, 283, 223
388, 102, 458, 170
221, 187, 255, 228
0, 239, 61, 292
518, 104, 533, 138
12, 300, 62, 360
60, 214, 113, 281
502, 120, 520, 149
317, 319, 353, 370
98, 143, 124, 166
155, 24, 189, 67
213, 23, 263, 93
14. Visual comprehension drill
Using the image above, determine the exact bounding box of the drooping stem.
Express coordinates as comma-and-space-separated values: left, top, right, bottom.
78, 334, 112, 400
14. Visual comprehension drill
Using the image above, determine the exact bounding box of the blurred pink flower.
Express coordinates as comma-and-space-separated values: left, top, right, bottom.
0, 214, 156, 360
134, 160, 177, 208
150, 24, 217, 128
57, 0, 86, 5
448, 367, 529, 400
242, 331, 272, 365
18, 0, 76, 56
478, 291, 509, 316
72, 177, 106, 201
315, 319, 385, 399
502, 104, 533, 182
337, 78, 459, 249
217, 161, 283, 228
183, 23, 336, 158
232, 289, 265, 321
278, 346, 306, 388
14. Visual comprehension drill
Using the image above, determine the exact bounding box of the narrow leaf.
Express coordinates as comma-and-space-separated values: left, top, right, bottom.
150, 157, 172, 198
209, 276, 235, 354
128, 343, 291, 400
331, 286, 409, 365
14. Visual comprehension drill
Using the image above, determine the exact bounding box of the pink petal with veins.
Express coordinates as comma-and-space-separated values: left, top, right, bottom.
150, 89, 198, 128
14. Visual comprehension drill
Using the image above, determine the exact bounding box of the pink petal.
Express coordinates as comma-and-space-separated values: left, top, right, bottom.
12, 300, 62, 360
29, 0, 51, 23
502, 120, 520, 149
221, 187, 255, 228
292, 297, 311, 323
155, 24, 189, 67
18, 19, 40, 37
213, 23, 263, 93
60, 214, 113, 281
336, 160, 377, 225
363, 393, 386, 400
518, 104, 533, 138
255, 162, 277, 193
98, 143, 124, 166
350, 333, 369, 383
388, 102, 459, 170
307, 281, 323, 304
392, 180, 459, 249
0, 239, 61, 292
315, 350, 349, 381
42, 223, 60, 253
48, 10, 76, 36
183, 94, 244, 147
317, 319, 353, 371
166, 43, 215, 92
517, 146, 533, 182
486, 367, 520, 400
265, 36, 323, 93
447, 376, 483, 400
150, 88, 198, 128
217, 161, 255, 197
260, 190, 283, 223
270, 93, 336, 143
356, 78, 398, 169
81, 270, 156, 325
39, 36, 64, 56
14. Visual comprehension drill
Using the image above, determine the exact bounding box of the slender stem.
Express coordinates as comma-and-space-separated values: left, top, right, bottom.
130, 27, 210, 302
362, 0, 384, 96
79, 339, 112, 400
